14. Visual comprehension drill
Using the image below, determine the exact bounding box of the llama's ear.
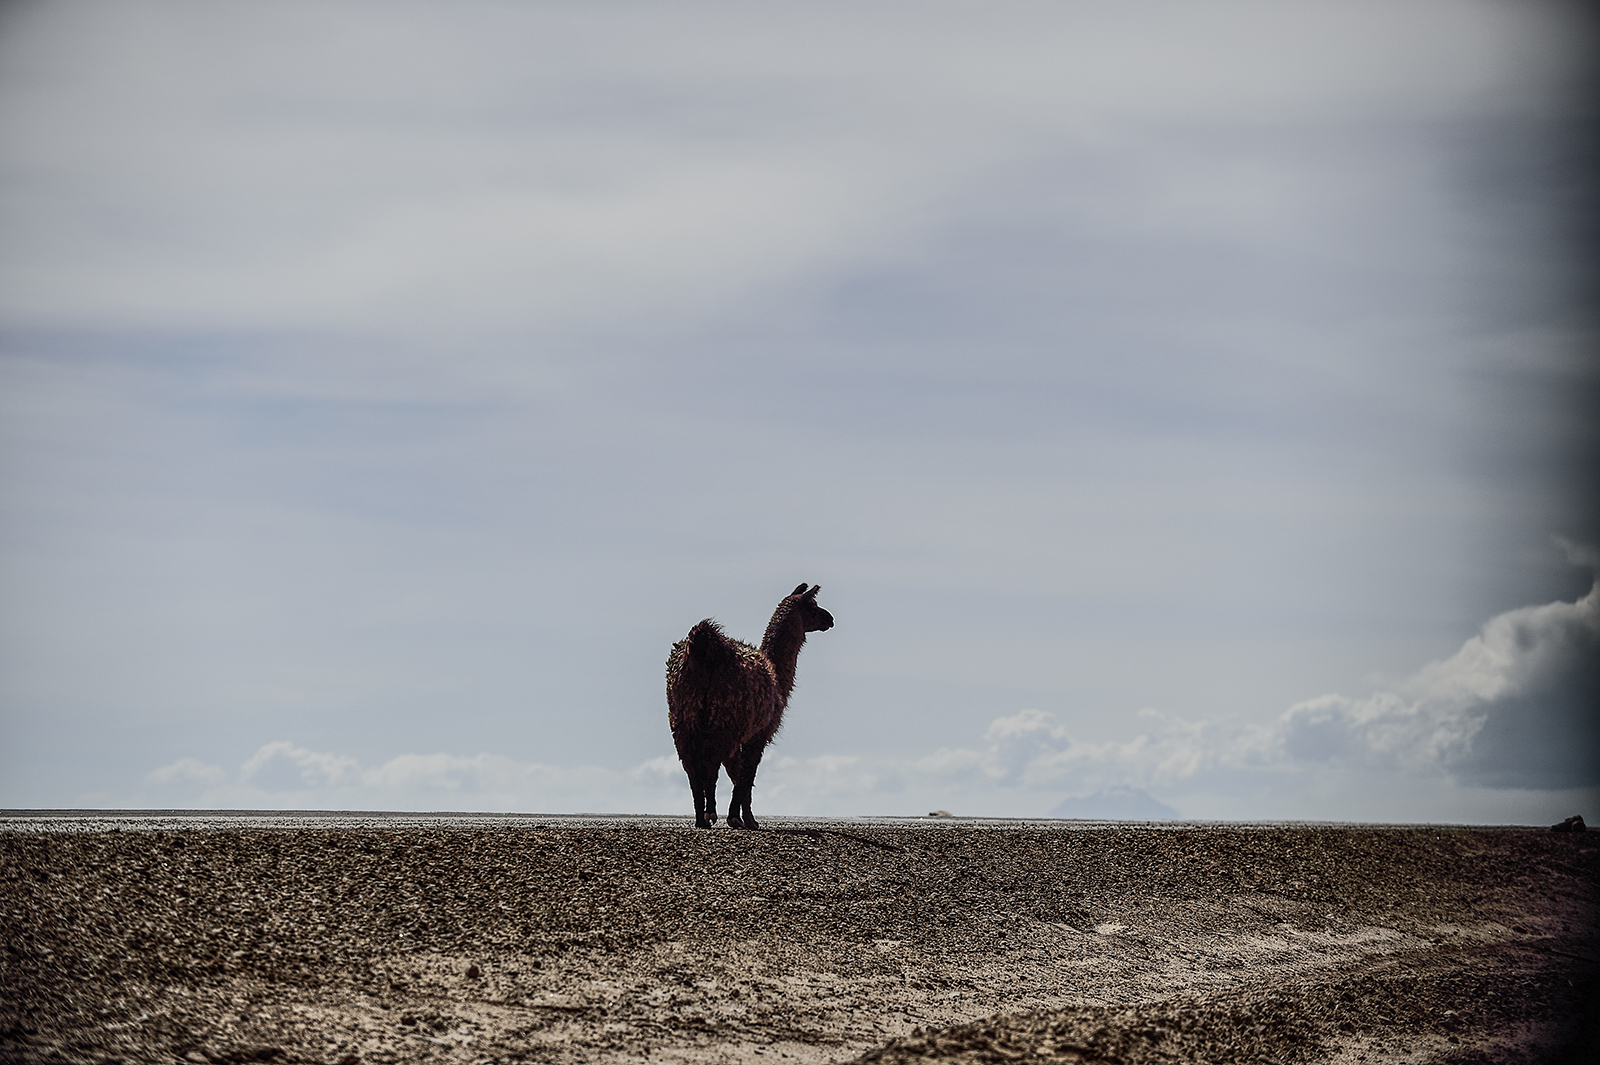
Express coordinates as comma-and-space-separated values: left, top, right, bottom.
793, 582, 809, 596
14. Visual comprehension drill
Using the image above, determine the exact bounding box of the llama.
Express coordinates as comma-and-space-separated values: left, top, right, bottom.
666, 583, 834, 829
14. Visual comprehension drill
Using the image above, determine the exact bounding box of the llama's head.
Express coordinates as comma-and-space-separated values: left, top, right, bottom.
788, 583, 834, 633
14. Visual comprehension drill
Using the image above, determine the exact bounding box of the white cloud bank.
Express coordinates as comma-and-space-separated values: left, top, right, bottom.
146, 741, 683, 816
1282, 575, 1599, 790
142, 573, 1598, 823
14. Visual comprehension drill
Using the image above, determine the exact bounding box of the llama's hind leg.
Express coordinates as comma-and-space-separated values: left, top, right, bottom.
696, 758, 722, 829
687, 755, 719, 829
732, 784, 757, 830
675, 732, 712, 829
689, 774, 710, 830
722, 751, 745, 828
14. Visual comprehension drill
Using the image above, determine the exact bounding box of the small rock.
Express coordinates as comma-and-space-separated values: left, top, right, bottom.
465, 964, 481, 979
928, 810, 952, 818
1551, 815, 1586, 832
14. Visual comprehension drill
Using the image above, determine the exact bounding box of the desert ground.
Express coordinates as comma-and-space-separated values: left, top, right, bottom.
2, 813, 1596, 1064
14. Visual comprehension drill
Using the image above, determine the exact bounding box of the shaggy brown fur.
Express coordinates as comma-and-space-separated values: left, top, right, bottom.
665, 583, 834, 829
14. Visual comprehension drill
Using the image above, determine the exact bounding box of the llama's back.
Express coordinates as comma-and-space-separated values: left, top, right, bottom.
667, 620, 781, 750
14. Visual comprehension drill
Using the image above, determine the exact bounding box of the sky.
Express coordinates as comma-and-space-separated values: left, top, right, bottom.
1, 0, 1596, 823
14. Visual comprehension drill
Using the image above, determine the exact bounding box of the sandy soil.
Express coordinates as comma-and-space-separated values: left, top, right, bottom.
2, 814, 1597, 1064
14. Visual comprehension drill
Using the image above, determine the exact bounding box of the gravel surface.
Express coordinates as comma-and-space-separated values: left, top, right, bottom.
3, 814, 1597, 1064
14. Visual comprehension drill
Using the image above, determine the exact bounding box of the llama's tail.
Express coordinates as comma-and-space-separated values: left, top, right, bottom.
669, 619, 740, 736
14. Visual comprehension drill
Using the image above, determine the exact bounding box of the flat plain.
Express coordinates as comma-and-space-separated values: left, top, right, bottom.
2, 814, 1596, 1064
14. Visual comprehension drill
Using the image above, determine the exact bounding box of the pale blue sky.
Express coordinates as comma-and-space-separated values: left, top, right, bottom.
2, 0, 1595, 821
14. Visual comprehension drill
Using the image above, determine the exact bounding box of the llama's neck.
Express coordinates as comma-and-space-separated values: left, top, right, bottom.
760, 610, 808, 703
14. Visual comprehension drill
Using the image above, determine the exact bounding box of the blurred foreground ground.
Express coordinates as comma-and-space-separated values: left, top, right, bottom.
2, 814, 1597, 1064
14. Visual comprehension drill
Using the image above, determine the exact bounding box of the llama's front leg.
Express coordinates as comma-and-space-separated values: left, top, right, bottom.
725, 749, 762, 830
742, 747, 768, 829
737, 774, 761, 831
732, 780, 758, 830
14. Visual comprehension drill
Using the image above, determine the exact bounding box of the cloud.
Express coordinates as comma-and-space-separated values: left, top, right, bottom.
640, 707, 1275, 818
1281, 573, 1600, 789
241, 741, 362, 789
145, 741, 688, 814
145, 757, 226, 786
